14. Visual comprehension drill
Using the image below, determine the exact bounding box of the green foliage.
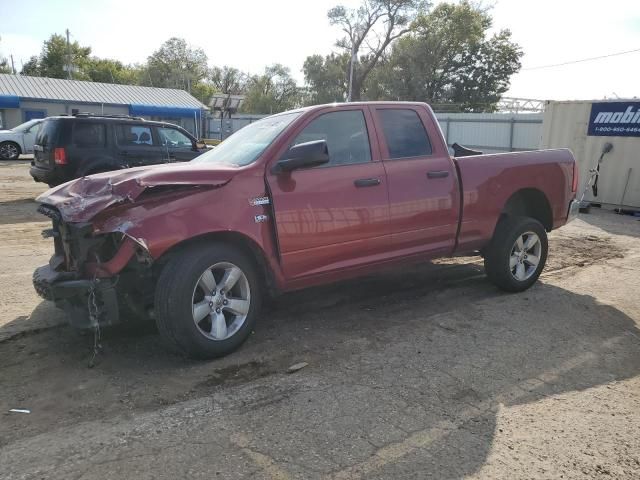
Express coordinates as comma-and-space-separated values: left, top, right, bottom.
21, 56, 40, 76
0, 37, 13, 74
20, 33, 92, 79
304, 1, 521, 111
83, 57, 145, 84
11, 2, 522, 115
373, 1, 522, 111
303, 53, 349, 104
209, 66, 246, 95
326, 0, 427, 100
146, 37, 208, 90
241, 64, 300, 114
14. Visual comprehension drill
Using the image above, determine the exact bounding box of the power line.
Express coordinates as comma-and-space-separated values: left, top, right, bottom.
522, 47, 640, 71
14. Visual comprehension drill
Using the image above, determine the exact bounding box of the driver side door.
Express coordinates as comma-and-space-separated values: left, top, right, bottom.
266, 107, 390, 281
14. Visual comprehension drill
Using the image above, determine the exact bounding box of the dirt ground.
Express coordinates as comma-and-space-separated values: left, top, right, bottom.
1, 160, 639, 479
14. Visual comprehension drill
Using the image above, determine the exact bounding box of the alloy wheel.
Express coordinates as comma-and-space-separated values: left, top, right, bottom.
509, 231, 541, 281
0, 143, 19, 159
191, 262, 251, 341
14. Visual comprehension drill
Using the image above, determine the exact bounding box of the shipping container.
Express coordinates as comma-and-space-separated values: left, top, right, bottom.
542, 100, 640, 209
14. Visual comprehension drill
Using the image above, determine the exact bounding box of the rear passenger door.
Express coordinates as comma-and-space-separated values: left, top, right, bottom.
114, 123, 166, 167
156, 126, 200, 162
373, 106, 460, 257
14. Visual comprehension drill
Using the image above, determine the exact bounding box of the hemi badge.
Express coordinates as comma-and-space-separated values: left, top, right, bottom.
249, 196, 270, 206
254, 214, 269, 223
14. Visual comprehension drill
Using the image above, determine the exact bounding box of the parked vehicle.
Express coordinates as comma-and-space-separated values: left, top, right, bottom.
33, 102, 579, 358
0, 119, 43, 160
29, 113, 207, 186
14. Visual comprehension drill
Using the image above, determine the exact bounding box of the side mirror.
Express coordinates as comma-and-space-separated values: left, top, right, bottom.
272, 140, 330, 174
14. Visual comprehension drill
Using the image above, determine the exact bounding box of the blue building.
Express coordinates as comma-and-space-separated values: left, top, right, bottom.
0, 74, 207, 136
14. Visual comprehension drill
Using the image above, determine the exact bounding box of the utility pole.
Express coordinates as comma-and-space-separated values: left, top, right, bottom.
65, 28, 72, 79
10, 54, 15, 74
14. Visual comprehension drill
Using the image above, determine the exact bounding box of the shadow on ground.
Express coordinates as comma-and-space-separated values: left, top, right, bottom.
1, 254, 639, 479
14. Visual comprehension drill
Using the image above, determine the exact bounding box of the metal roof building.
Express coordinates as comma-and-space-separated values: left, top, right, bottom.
0, 74, 207, 135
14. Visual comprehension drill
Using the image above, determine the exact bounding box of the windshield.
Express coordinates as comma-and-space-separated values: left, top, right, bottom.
12, 119, 42, 133
193, 112, 301, 167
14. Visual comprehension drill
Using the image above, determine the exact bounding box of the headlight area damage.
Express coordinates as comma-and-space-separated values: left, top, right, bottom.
32, 166, 235, 328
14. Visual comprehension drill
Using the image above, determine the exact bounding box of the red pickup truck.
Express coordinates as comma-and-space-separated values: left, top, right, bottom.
33, 102, 579, 358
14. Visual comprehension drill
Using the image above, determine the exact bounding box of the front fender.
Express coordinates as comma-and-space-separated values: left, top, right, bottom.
90, 170, 283, 284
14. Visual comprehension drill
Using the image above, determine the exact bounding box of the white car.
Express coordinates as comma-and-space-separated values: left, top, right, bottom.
0, 119, 44, 160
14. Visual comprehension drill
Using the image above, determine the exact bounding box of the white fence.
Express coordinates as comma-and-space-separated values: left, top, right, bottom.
206, 112, 544, 153
435, 113, 543, 154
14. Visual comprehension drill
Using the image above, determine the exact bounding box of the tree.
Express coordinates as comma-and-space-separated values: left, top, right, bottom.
302, 53, 349, 104
0, 37, 13, 74
327, 0, 427, 101
21, 56, 40, 76
83, 57, 144, 84
20, 33, 92, 79
209, 66, 247, 95
374, 2, 522, 111
241, 64, 300, 114
146, 37, 208, 91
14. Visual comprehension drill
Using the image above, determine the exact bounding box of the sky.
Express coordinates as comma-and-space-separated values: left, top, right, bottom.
0, 0, 639, 101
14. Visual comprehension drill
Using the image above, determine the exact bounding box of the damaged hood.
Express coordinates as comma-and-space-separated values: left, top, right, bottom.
37, 163, 238, 222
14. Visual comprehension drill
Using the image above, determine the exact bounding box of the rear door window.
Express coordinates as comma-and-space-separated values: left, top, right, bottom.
116, 124, 156, 146
377, 109, 432, 159
72, 123, 106, 148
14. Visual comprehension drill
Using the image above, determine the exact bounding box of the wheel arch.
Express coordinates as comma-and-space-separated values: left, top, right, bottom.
154, 231, 280, 297
499, 188, 553, 232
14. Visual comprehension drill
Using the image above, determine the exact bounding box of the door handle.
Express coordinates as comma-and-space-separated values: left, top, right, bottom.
427, 170, 449, 179
354, 178, 381, 187
118, 151, 129, 156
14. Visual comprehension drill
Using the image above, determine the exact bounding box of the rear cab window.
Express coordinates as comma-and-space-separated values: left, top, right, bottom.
377, 109, 432, 159
116, 124, 156, 146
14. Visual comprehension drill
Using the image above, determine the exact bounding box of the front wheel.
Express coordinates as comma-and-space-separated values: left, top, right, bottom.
154, 243, 261, 359
484, 216, 548, 292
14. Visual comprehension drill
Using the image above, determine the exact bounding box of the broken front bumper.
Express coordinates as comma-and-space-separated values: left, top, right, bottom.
33, 264, 120, 329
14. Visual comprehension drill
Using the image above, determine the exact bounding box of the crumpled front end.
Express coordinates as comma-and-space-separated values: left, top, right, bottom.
32, 203, 151, 328
33, 163, 239, 328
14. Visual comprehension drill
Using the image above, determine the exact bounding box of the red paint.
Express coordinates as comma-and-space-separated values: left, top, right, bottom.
86, 236, 137, 277
37, 102, 577, 293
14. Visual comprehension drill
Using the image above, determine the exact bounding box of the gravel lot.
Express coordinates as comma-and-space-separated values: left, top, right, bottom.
1, 160, 639, 479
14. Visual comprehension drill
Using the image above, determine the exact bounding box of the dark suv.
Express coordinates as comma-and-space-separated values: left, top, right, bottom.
30, 114, 207, 186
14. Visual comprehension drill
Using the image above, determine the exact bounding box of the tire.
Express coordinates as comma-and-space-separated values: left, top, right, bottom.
154, 243, 262, 359
484, 216, 548, 292
0, 141, 21, 160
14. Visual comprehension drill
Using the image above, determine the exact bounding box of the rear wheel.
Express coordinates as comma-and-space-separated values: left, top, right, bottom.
0, 141, 21, 160
154, 243, 261, 359
484, 216, 548, 292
